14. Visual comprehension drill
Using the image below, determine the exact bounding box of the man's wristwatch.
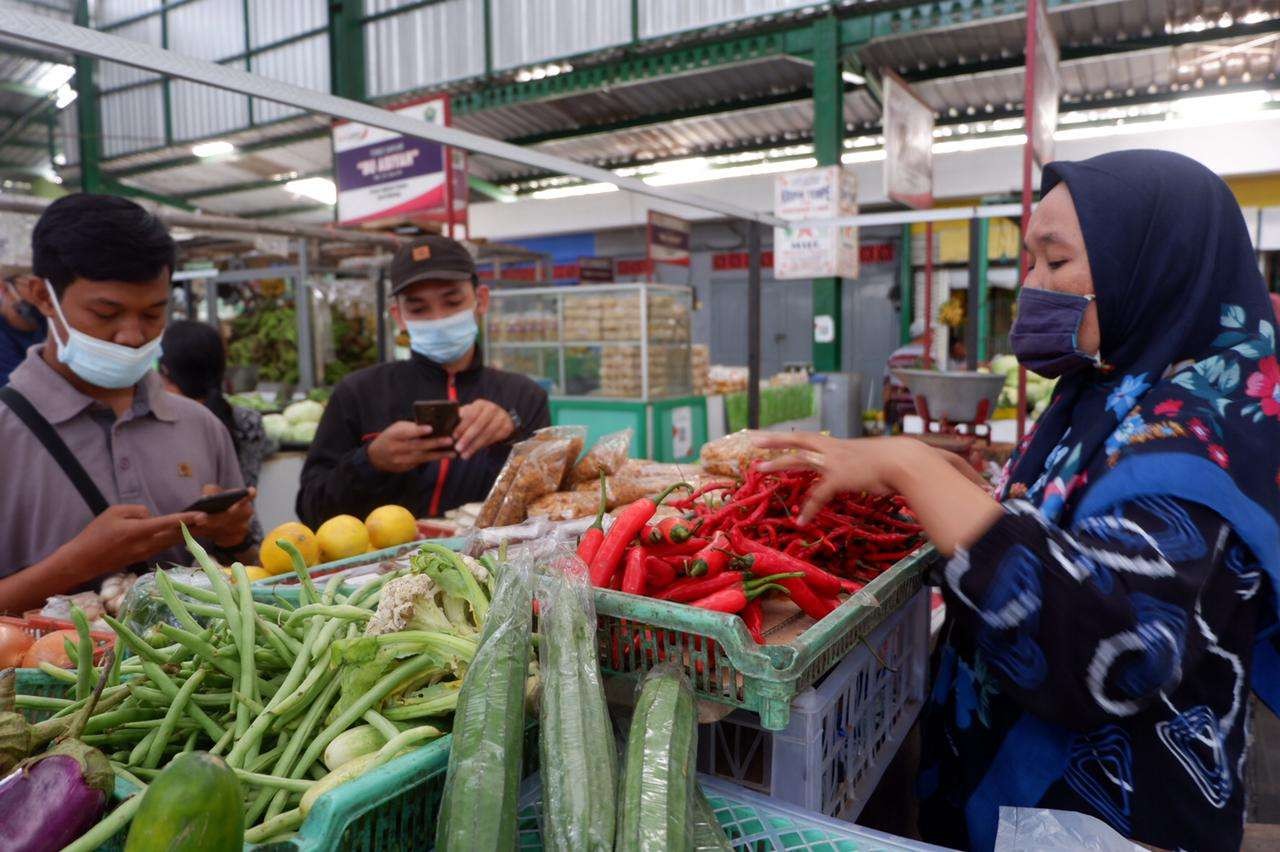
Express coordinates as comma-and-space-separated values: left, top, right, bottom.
506, 407, 523, 435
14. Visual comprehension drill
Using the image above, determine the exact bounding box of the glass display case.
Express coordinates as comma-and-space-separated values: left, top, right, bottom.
485, 284, 694, 400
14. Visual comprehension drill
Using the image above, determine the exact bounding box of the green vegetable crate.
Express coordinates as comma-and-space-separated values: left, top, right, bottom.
13, 673, 539, 852
515, 774, 944, 851
254, 541, 937, 732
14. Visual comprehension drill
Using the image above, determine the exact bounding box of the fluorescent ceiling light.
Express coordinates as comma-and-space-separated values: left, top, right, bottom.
841, 70, 866, 85
34, 63, 74, 93
54, 85, 76, 109
52, 152, 67, 166
285, 177, 337, 205
529, 182, 618, 200
191, 140, 235, 158
1174, 88, 1271, 118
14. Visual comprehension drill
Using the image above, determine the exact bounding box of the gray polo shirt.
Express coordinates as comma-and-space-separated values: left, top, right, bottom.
1, 345, 245, 578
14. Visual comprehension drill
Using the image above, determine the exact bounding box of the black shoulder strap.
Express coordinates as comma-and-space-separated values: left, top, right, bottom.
0, 385, 110, 516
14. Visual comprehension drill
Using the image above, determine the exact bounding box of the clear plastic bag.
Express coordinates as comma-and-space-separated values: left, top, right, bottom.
616, 664, 698, 852
994, 807, 1147, 851
493, 437, 576, 527
698, 429, 781, 477
526, 490, 600, 521
537, 542, 617, 851
435, 549, 534, 851
569, 427, 634, 485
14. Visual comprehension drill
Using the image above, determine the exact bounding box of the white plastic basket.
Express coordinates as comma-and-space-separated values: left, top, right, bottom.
695, 587, 930, 820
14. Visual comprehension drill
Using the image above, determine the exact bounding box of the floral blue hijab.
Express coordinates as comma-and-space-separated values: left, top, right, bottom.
999, 150, 1280, 713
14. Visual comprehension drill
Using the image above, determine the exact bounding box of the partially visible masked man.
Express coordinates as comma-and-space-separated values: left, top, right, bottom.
0, 264, 47, 385
296, 235, 550, 526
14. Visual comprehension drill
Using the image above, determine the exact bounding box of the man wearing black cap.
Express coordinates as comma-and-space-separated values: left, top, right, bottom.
296, 235, 550, 525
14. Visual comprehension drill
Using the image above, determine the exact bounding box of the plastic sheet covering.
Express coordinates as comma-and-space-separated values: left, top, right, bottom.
569, 427, 634, 485
616, 664, 697, 852
537, 544, 617, 850
994, 807, 1147, 851
435, 549, 533, 850
691, 783, 734, 851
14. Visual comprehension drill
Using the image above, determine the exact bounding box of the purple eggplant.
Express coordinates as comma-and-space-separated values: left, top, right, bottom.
0, 653, 117, 852
0, 740, 113, 851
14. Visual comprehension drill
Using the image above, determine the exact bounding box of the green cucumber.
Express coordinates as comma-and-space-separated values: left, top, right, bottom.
538, 574, 617, 850
123, 751, 243, 852
435, 562, 532, 851
615, 666, 697, 852
691, 784, 733, 851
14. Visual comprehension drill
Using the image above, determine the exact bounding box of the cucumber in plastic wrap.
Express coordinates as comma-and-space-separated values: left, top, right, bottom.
537, 545, 617, 850
615, 664, 698, 852
434, 555, 533, 851
691, 784, 733, 851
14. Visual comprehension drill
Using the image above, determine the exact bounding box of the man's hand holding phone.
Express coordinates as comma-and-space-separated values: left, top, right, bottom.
367, 420, 455, 473
187, 484, 257, 549
68, 504, 209, 572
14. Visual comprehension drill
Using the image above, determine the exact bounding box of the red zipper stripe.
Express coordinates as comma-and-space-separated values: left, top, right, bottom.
427, 376, 458, 518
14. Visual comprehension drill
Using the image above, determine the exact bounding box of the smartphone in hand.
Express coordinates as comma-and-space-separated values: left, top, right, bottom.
413, 400, 461, 436
184, 488, 251, 514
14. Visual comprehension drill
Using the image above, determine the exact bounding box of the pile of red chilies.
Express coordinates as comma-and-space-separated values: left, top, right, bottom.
575, 463, 924, 644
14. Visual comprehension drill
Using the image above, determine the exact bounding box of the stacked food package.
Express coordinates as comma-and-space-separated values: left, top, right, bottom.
487, 306, 558, 343
691, 344, 710, 396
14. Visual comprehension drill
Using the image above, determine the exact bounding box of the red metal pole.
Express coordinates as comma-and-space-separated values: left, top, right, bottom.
923, 221, 934, 369
1016, 0, 1039, 443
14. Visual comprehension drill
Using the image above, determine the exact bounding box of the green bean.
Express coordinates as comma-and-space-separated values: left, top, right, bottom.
61, 793, 143, 852
232, 562, 258, 741
181, 729, 199, 753
256, 613, 300, 659
155, 568, 205, 634
71, 606, 94, 701
234, 690, 266, 715
15, 694, 74, 710
268, 659, 336, 732
208, 726, 235, 756
83, 707, 155, 734
362, 709, 400, 741
346, 568, 405, 609
107, 635, 124, 687
238, 768, 314, 793
227, 617, 325, 766
144, 667, 206, 769
178, 595, 292, 630
243, 808, 304, 844
155, 623, 240, 678
250, 742, 286, 773
255, 676, 342, 825
127, 728, 158, 766
140, 660, 225, 741
278, 538, 321, 607
283, 603, 372, 628
129, 685, 233, 708
102, 615, 168, 666
37, 662, 76, 684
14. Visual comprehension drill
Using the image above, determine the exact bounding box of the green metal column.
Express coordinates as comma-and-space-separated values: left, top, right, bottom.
329, 0, 366, 101
975, 218, 990, 361
74, 0, 103, 192
811, 13, 843, 372
898, 224, 913, 345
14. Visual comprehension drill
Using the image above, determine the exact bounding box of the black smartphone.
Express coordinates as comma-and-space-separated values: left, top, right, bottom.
414, 400, 461, 436
184, 488, 251, 514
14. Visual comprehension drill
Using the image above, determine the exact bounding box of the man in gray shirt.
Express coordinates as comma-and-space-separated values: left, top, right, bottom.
0, 194, 256, 612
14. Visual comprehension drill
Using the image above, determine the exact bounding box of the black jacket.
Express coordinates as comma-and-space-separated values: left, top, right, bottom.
296, 351, 549, 526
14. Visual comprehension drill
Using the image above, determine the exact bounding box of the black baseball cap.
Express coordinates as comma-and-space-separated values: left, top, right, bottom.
389, 235, 476, 295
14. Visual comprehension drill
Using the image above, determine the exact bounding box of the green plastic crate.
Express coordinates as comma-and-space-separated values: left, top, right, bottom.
515, 773, 943, 851
14, 668, 73, 722
251, 540, 937, 731
595, 547, 937, 730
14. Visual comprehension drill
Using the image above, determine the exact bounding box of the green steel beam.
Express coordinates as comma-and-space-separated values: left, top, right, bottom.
99, 0, 202, 33
467, 175, 515, 203
811, 13, 844, 374
330, 0, 367, 102
482, 0, 493, 77
241, 0, 253, 126
107, 127, 331, 179
975, 217, 990, 362
244, 203, 330, 219
0, 40, 67, 66
73, 0, 103, 193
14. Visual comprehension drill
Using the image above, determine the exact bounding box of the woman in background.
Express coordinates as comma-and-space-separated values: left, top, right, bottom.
160, 321, 268, 550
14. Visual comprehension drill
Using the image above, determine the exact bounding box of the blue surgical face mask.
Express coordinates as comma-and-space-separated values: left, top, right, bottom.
404, 306, 479, 365
45, 279, 163, 389
1009, 286, 1101, 378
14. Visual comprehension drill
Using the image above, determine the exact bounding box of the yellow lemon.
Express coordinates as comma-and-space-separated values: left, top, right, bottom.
259, 522, 320, 575
223, 565, 273, 583
364, 504, 418, 550
316, 514, 371, 563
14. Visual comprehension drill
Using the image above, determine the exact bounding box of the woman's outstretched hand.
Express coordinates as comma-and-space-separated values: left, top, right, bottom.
755, 433, 910, 525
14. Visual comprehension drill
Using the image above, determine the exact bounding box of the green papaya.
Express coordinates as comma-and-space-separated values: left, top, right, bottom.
124, 752, 243, 852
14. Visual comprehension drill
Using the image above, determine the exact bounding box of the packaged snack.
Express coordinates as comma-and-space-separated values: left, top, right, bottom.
569, 428, 634, 485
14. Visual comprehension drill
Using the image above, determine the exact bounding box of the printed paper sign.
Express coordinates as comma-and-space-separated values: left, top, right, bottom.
882, 71, 935, 209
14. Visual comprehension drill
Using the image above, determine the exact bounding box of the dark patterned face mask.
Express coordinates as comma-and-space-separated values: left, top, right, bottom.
1010, 287, 1101, 378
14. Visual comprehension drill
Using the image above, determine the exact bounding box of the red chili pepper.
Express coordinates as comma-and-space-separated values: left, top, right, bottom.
741, 600, 765, 644
645, 556, 677, 591
647, 537, 709, 558
647, 515, 702, 546
576, 473, 609, 565
689, 531, 731, 578
658, 571, 742, 603
671, 482, 733, 509
778, 577, 838, 621
729, 531, 844, 597
690, 581, 787, 614
839, 578, 865, 594
589, 482, 689, 587
621, 546, 648, 596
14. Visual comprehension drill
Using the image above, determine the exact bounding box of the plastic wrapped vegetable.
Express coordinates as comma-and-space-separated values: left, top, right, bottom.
538, 544, 617, 851
616, 664, 698, 852
569, 427, 633, 485
435, 552, 533, 851
691, 785, 733, 851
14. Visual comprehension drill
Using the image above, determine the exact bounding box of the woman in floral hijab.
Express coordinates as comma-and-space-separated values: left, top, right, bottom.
760, 150, 1279, 851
